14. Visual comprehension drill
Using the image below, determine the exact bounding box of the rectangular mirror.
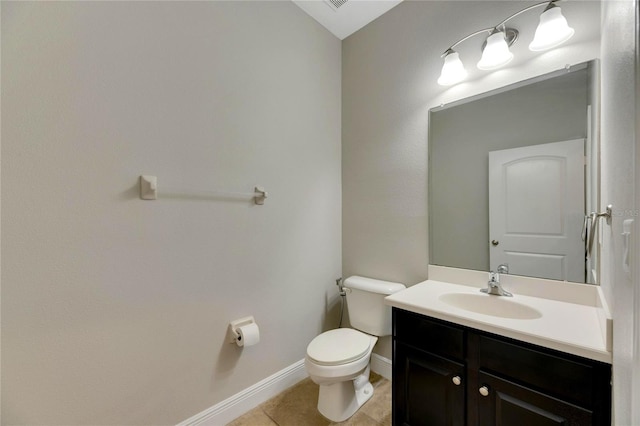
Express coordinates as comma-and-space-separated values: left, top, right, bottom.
429, 60, 599, 284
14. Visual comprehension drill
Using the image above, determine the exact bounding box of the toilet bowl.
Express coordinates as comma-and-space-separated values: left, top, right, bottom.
305, 328, 378, 422
304, 276, 406, 422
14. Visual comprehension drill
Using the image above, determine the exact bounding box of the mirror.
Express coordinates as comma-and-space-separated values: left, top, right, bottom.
429, 61, 599, 284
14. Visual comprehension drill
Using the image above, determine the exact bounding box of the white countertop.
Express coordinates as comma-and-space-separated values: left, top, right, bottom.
385, 273, 612, 364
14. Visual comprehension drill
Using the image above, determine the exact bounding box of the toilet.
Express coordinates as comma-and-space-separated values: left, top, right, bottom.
304, 276, 406, 422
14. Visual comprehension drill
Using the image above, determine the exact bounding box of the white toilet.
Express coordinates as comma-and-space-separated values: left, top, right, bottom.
304, 276, 406, 422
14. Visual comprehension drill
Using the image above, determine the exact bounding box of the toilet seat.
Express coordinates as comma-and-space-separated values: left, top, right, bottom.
306, 328, 372, 366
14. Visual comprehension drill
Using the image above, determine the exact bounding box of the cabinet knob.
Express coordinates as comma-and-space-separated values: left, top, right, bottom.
491, 240, 499, 246
479, 386, 490, 397
452, 376, 462, 386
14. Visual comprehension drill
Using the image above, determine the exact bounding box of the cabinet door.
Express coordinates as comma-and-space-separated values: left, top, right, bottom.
394, 342, 465, 426
476, 371, 593, 426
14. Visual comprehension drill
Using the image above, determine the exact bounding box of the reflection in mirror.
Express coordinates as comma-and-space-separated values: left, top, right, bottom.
429, 61, 599, 284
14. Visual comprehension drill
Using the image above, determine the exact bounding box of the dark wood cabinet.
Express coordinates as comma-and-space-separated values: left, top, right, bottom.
395, 342, 465, 426
477, 371, 593, 426
392, 309, 611, 426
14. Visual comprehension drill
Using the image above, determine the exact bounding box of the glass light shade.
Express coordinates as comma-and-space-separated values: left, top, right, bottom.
437, 51, 468, 86
477, 31, 514, 70
529, 5, 575, 51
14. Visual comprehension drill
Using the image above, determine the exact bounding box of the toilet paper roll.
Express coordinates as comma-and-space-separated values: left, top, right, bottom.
236, 323, 260, 347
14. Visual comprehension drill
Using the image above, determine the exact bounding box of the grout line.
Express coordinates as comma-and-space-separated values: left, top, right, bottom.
260, 406, 279, 426
368, 413, 386, 426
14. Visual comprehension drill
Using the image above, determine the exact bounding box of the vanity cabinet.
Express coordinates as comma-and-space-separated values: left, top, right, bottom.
392, 309, 611, 426
395, 343, 465, 425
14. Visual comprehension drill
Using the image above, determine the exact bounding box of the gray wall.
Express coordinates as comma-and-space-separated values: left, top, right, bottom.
1, 2, 341, 424
430, 69, 588, 272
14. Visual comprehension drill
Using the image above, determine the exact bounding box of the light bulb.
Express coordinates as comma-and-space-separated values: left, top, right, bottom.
477, 31, 514, 70
529, 4, 575, 51
437, 50, 468, 86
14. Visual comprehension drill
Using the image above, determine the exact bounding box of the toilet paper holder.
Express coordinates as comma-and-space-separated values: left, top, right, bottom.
228, 316, 258, 344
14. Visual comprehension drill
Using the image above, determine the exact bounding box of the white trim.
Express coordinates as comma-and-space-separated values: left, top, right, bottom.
370, 353, 392, 381
177, 359, 308, 426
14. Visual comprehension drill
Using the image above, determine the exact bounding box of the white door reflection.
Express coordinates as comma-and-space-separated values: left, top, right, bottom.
489, 139, 585, 282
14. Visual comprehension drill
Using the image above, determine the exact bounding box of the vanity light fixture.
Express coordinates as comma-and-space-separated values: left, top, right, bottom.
437, 49, 468, 86
438, 0, 574, 86
477, 29, 517, 70
529, 2, 575, 51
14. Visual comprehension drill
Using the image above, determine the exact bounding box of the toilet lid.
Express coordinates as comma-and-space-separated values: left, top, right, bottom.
306, 328, 372, 366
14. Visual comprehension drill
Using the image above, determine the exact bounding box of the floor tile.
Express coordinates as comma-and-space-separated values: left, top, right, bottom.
359, 379, 391, 424
378, 411, 391, 426
261, 378, 330, 426
330, 411, 382, 426
227, 407, 278, 426
368, 372, 383, 387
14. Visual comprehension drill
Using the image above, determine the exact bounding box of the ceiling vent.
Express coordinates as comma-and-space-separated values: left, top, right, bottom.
324, 0, 349, 12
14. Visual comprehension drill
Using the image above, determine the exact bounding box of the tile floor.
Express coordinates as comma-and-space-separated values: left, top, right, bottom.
227, 373, 391, 426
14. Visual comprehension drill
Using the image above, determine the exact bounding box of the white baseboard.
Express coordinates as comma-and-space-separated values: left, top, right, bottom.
177, 359, 308, 426
370, 353, 392, 381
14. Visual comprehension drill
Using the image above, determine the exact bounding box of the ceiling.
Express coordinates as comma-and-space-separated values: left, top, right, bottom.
291, 0, 403, 40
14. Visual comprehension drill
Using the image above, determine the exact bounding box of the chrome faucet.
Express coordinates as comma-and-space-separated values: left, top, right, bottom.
481, 264, 512, 297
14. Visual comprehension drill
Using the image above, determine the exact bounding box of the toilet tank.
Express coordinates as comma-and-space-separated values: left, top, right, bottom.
343, 276, 406, 336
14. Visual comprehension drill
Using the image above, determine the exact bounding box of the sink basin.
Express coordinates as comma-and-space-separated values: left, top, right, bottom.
439, 292, 543, 320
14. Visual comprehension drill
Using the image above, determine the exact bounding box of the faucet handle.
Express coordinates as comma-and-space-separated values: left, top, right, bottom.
483, 269, 513, 297
497, 263, 509, 274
